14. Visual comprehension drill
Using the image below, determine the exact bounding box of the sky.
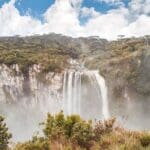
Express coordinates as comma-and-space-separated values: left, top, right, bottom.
0, 0, 149, 40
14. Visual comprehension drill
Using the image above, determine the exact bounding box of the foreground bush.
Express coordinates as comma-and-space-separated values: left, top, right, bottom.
14, 137, 49, 150
14, 112, 150, 150
140, 133, 150, 147
0, 116, 12, 150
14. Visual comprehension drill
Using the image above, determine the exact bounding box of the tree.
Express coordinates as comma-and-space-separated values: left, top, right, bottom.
144, 35, 149, 48
71, 120, 94, 149
0, 116, 12, 150
118, 35, 125, 51
118, 35, 125, 40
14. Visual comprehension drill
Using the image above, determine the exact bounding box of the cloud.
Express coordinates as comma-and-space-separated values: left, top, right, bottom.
0, 0, 149, 40
122, 15, 150, 37
94, 0, 124, 6
81, 7, 99, 18
96, 0, 121, 2
42, 0, 82, 36
129, 0, 150, 15
0, 0, 42, 36
80, 7, 129, 39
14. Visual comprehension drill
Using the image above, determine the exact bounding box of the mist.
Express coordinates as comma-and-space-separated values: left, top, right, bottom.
0, 65, 150, 142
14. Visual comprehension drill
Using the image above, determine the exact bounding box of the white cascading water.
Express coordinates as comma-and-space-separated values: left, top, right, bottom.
63, 71, 81, 115
93, 71, 110, 119
63, 70, 109, 119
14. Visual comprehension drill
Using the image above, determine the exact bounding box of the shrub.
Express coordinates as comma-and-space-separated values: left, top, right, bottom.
43, 111, 82, 140
140, 133, 150, 147
13, 112, 150, 150
42, 112, 93, 149
104, 118, 116, 133
14, 137, 49, 150
94, 118, 116, 141
43, 113, 56, 139
71, 120, 94, 149
0, 116, 12, 150
64, 115, 81, 138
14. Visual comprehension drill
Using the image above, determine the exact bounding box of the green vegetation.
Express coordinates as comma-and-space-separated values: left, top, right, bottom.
140, 133, 150, 147
0, 50, 69, 74
13, 112, 150, 150
0, 34, 82, 75
0, 116, 12, 150
0, 112, 150, 150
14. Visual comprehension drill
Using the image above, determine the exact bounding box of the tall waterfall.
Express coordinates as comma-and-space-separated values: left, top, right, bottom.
93, 71, 110, 119
63, 70, 109, 119
63, 71, 81, 115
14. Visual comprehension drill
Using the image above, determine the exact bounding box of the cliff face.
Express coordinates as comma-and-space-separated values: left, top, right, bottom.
0, 63, 66, 141
99, 48, 150, 101
0, 64, 64, 113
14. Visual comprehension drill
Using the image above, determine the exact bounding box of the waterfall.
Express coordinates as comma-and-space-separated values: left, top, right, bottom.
63, 71, 82, 115
62, 70, 109, 119
93, 71, 110, 119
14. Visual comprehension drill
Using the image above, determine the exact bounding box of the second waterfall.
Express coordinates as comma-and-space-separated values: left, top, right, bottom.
62, 70, 110, 120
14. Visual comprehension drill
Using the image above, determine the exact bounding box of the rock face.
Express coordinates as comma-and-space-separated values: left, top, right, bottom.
135, 49, 150, 95
0, 64, 66, 142
102, 48, 150, 101
0, 64, 63, 113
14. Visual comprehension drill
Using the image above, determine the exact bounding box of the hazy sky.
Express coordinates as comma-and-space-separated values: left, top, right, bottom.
0, 0, 149, 40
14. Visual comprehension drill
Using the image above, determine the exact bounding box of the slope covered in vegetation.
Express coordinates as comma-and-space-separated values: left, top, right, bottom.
0, 34, 149, 101
0, 34, 108, 74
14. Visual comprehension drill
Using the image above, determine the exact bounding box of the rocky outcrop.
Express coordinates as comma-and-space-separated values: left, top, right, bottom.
135, 49, 150, 95
0, 64, 64, 114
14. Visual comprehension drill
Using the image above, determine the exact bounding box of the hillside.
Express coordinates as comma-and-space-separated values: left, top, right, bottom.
0, 34, 149, 99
